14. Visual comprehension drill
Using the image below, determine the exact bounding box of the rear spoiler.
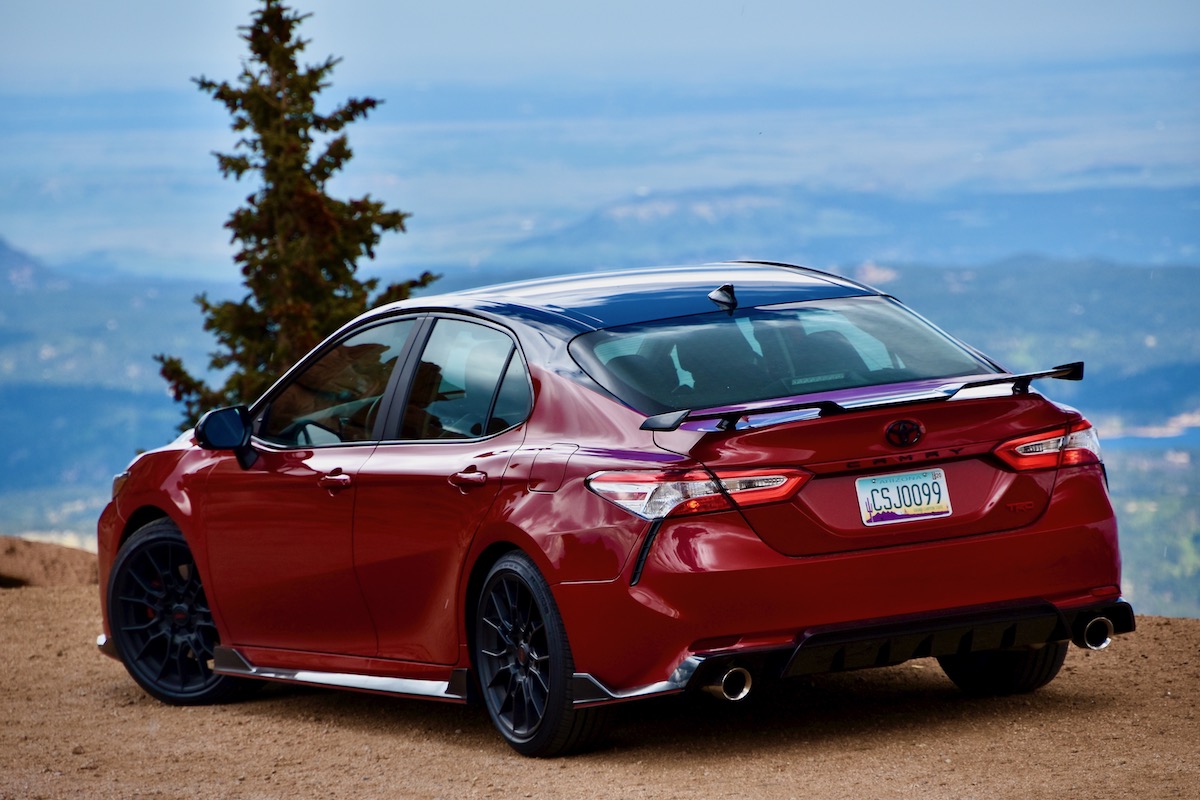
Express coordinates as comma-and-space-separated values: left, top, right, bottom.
640, 362, 1084, 432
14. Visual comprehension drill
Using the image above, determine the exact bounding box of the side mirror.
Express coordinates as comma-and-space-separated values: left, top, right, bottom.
195, 405, 258, 469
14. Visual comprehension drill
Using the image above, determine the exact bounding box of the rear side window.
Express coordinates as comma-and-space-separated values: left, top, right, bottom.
400, 318, 530, 439
570, 296, 994, 413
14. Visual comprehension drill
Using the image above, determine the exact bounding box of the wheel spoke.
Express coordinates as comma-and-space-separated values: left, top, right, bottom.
191, 644, 213, 679
142, 549, 170, 589
126, 565, 164, 600
501, 579, 520, 625
163, 544, 177, 586
512, 683, 531, 733
119, 617, 160, 635
517, 586, 534, 629
130, 628, 167, 662
528, 662, 550, 697
189, 632, 216, 661
152, 641, 172, 682
117, 592, 155, 609
173, 642, 194, 690
527, 679, 547, 721
486, 662, 515, 689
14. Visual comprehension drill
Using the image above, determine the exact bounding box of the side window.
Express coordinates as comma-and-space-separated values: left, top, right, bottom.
400, 319, 528, 440
489, 348, 533, 435
258, 319, 416, 447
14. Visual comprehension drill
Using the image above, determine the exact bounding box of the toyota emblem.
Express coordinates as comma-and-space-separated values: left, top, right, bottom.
885, 419, 924, 448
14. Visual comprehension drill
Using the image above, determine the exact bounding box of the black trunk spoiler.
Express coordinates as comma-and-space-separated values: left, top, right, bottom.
640, 362, 1084, 432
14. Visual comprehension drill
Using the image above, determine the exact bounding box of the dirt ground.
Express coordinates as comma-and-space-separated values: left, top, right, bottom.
1, 540, 1197, 800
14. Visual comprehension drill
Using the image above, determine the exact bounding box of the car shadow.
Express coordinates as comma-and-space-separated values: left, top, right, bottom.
226, 657, 1105, 759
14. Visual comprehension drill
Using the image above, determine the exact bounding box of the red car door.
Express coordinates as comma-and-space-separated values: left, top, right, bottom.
352, 317, 532, 664
200, 318, 420, 656
202, 445, 378, 654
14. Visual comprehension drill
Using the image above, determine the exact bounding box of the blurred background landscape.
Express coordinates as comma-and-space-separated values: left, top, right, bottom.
1, 1, 1197, 615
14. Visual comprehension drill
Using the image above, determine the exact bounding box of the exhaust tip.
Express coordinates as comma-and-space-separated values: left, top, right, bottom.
1076, 616, 1114, 651
704, 666, 753, 702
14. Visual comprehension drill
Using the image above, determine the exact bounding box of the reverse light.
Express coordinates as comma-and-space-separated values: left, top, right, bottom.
586, 468, 810, 520
994, 421, 1103, 471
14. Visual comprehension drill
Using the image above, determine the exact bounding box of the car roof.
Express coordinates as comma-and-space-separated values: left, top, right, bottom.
371, 261, 880, 333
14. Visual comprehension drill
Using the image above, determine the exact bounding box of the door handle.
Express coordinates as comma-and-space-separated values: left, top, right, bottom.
449, 469, 488, 488
318, 470, 353, 492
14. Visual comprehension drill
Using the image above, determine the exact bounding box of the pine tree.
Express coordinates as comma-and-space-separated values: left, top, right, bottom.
157, 0, 435, 426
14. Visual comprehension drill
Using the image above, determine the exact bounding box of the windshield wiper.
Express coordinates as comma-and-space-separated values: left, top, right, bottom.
640, 362, 1084, 432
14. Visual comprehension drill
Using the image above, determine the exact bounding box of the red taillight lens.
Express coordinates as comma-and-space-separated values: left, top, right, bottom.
586, 468, 811, 520
994, 420, 1103, 471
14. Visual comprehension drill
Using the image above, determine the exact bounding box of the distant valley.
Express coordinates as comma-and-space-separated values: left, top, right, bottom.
469, 184, 1200, 288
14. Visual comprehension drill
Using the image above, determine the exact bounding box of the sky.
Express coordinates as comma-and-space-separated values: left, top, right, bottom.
4, 1, 1199, 92
1, 1, 1198, 280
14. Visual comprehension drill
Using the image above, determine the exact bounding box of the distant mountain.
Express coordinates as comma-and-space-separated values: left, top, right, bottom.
0, 239, 227, 533
0, 239, 231, 393
868, 259, 1200, 425
465, 185, 1200, 288
2, 237, 71, 293
2, 229, 1198, 533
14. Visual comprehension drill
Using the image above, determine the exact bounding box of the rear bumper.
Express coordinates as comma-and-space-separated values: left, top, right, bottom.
569, 598, 1134, 705
555, 470, 1124, 694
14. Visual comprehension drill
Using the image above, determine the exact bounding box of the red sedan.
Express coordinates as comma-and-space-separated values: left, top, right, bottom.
97, 262, 1133, 756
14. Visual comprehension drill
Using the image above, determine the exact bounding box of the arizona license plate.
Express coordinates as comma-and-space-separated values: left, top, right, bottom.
856, 468, 952, 526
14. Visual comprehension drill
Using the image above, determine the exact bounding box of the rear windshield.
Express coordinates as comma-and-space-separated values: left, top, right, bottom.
569, 296, 996, 413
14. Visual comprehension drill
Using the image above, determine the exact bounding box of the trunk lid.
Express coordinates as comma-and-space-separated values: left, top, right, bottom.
652, 388, 1077, 556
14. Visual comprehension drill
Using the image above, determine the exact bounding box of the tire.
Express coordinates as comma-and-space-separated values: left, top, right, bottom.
474, 552, 606, 757
107, 518, 252, 705
937, 641, 1069, 696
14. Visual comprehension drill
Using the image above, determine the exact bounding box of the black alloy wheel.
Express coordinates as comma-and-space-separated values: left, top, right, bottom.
107, 519, 249, 705
474, 552, 605, 757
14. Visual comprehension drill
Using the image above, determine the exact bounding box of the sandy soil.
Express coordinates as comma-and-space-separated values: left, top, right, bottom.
0, 538, 97, 589
1, 540, 1197, 799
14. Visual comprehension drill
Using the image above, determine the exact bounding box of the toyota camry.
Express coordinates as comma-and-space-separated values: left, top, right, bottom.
97, 261, 1133, 756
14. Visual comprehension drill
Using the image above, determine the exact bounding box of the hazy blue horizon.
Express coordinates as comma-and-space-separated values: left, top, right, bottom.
4, 53, 1198, 284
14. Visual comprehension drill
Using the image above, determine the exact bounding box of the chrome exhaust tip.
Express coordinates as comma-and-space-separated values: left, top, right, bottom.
1075, 616, 1115, 651
703, 666, 753, 702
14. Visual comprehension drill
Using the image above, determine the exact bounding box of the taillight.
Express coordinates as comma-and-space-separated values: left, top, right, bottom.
994, 420, 1103, 471
586, 468, 810, 520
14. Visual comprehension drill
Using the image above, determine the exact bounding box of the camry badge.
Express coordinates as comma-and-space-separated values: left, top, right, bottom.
885, 419, 924, 448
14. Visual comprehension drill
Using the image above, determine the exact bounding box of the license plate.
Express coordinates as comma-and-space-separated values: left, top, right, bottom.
856, 468, 952, 526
